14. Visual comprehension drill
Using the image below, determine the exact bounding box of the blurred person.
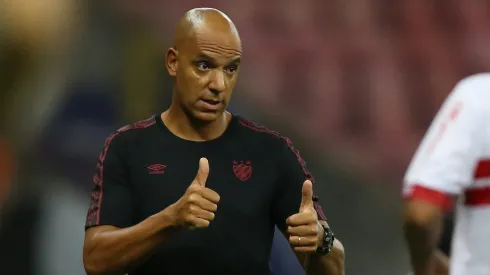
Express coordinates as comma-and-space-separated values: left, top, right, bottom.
83, 8, 344, 275
1, 0, 87, 274
1, 0, 79, 148
403, 73, 490, 275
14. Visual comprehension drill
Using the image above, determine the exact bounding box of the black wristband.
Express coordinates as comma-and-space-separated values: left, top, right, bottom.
316, 225, 335, 255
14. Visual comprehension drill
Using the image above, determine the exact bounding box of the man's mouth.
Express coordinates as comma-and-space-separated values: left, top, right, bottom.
201, 99, 220, 105
199, 99, 221, 111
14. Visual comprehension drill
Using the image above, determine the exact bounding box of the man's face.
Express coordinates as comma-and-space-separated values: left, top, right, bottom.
166, 28, 242, 122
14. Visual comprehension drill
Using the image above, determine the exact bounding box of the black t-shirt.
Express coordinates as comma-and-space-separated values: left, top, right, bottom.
85, 114, 326, 275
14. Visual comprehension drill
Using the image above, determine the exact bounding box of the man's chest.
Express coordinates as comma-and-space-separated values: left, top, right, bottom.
127, 143, 281, 223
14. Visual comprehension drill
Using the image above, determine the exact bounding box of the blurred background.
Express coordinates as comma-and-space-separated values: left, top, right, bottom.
1, 0, 488, 274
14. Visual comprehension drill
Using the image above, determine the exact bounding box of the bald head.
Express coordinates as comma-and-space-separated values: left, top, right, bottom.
165, 8, 242, 123
173, 8, 241, 51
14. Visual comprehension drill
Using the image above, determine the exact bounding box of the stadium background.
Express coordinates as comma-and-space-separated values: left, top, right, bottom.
1, 0, 487, 274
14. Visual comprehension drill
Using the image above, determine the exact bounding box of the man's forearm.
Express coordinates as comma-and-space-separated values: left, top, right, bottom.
404, 217, 443, 274
305, 239, 345, 275
83, 209, 178, 275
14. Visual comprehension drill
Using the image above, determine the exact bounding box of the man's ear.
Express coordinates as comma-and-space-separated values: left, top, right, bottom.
166, 47, 178, 77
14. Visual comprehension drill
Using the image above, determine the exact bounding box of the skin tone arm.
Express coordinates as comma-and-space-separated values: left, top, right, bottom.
403, 199, 446, 275
83, 212, 177, 275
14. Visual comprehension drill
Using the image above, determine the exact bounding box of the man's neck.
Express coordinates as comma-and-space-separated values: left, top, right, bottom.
162, 106, 230, 142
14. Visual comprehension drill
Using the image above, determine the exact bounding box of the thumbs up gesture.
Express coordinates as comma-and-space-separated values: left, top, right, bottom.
286, 180, 322, 253
169, 158, 220, 229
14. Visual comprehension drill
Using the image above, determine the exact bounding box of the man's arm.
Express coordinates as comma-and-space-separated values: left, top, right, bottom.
83, 211, 178, 275
403, 197, 446, 275
272, 138, 345, 275
403, 204, 452, 275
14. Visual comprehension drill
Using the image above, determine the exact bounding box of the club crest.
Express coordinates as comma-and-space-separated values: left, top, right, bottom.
233, 160, 252, 181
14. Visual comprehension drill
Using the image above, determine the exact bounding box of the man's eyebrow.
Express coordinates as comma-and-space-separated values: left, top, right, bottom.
228, 57, 241, 65
195, 53, 216, 62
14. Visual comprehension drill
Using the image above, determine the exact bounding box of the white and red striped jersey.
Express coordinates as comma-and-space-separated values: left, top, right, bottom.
403, 73, 490, 275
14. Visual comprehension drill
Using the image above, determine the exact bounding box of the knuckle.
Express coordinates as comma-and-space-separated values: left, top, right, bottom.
311, 227, 318, 234
189, 204, 199, 213
184, 214, 194, 222
188, 194, 200, 203
187, 184, 198, 192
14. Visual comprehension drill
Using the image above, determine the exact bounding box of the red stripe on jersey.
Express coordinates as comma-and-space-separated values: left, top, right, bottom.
238, 118, 327, 220
86, 116, 156, 227
465, 187, 490, 206
474, 159, 490, 179
405, 185, 454, 211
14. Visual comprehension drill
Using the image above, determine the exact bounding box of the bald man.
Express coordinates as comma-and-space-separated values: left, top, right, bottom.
83, 8, 344, 275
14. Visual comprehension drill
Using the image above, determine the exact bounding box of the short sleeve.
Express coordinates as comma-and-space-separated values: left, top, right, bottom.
403, 76, 487, 209
85, 129, 134, 229
272, 138, 326, 231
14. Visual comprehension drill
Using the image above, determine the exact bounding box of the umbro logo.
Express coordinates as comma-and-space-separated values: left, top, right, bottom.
147, 164, 166, 175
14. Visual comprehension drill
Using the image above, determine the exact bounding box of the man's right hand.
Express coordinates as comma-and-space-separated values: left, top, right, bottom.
168, 157, 220, 229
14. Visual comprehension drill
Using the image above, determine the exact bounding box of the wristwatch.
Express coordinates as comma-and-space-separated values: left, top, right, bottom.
316, 224, 335, 255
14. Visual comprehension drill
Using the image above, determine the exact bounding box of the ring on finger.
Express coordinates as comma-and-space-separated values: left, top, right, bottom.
298, 237, 302, 245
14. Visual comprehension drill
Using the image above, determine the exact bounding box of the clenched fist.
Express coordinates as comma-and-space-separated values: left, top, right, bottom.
168, 158, 220, 229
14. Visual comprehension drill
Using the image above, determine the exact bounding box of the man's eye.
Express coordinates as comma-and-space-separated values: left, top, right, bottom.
225, 65, 238, 74
197, 61, 211, 71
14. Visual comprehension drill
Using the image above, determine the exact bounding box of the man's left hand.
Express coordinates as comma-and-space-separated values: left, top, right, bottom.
286, 180, 323, 253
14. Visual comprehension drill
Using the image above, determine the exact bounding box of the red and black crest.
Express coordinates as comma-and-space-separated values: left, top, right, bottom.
233, 160, 252, 181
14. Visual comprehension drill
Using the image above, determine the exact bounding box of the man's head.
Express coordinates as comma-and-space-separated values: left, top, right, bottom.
166, 8, 242, 123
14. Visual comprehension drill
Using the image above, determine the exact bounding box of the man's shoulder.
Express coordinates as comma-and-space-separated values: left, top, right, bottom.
235, 116, 292, 148
103, 115, 158, 148
451, 73, 490, 103
441, 73, 490, 121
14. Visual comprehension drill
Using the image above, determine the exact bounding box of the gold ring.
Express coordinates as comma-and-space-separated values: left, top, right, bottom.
298, 237, 302, 245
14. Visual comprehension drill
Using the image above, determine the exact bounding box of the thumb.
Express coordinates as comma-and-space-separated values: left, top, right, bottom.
299, 180, 314, 211
194, 157, 209, 187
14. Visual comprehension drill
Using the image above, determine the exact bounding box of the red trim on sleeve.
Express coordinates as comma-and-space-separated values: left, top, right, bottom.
313, 201, 327, 220
238, 118, 327, 220
405, 185, 454, 211
85, 116, 156, 227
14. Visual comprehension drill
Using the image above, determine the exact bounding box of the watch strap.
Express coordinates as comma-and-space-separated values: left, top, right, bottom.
316, 225, 335, 255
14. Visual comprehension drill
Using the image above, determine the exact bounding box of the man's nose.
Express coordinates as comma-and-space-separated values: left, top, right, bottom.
208, 70, 226, 94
